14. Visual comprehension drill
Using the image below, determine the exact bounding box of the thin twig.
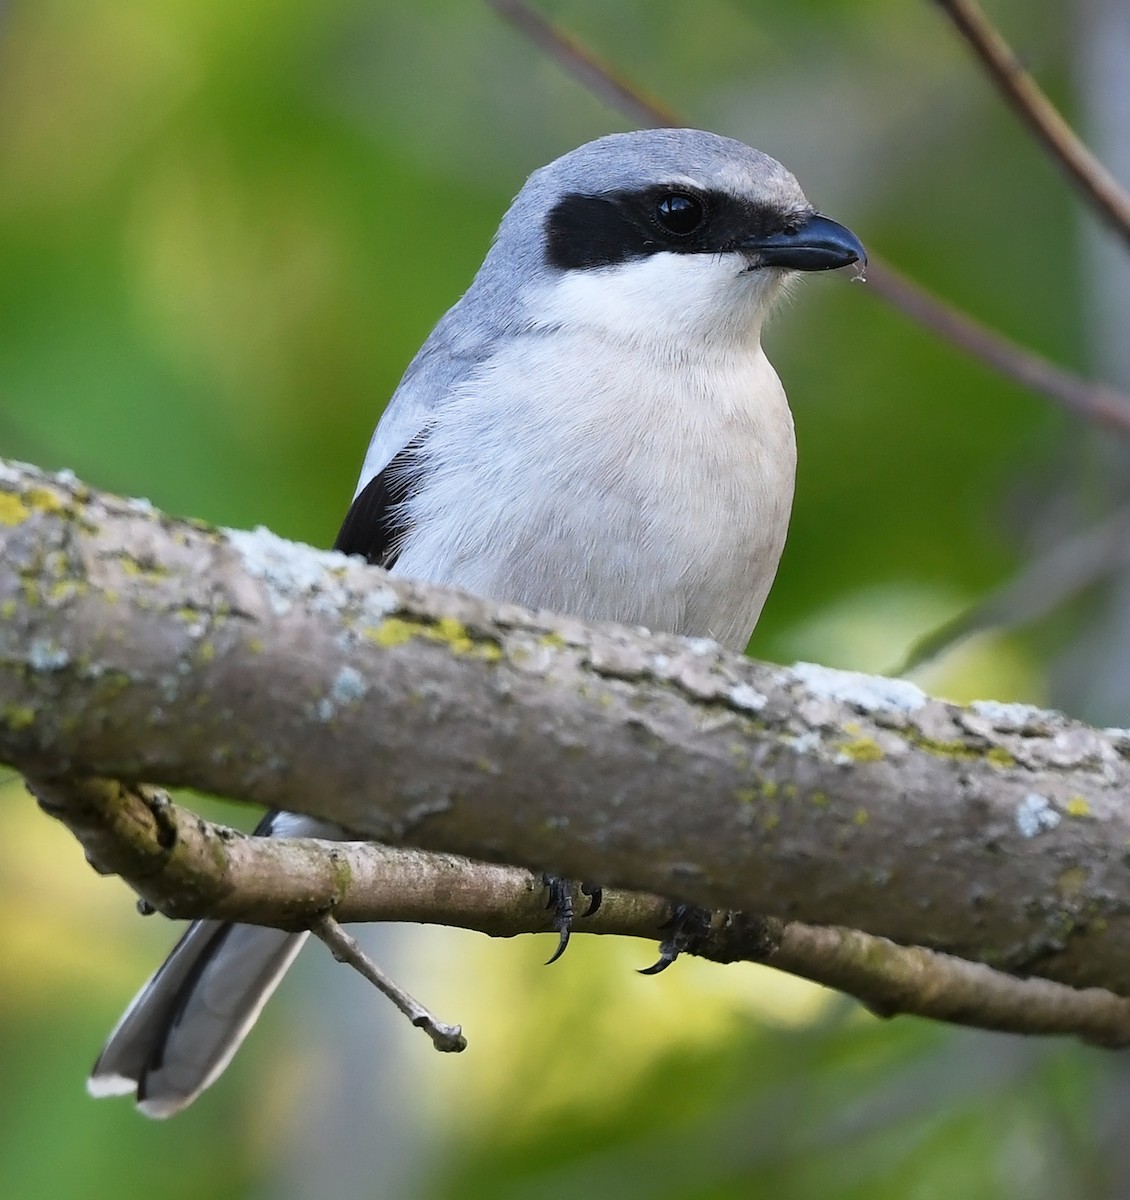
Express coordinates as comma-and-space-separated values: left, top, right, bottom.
482, 0, 1130, 436
893, 504, 1130, 675
865, 260, 1130, 435
933, 0, 1130, 246
484, 0, 683, 128
311, 913, 467, 1053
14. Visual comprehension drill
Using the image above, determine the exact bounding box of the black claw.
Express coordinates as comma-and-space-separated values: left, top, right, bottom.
543, 874, 575, 965
638, 950, 676, 976
542, 876, 605, 963
545, 928, 571, 965
638, 903, 712, 975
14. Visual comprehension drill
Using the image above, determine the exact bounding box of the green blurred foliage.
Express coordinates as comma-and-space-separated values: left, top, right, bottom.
0, 0, 1122, 1197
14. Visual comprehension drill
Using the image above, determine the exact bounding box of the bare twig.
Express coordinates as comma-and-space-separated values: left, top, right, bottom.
482, 0, 1130, 435
481, 0, 671, 132
864, 261, 1130, 434
311, 913, 466, 1053
934, 0, 1130, 246
484, 0, 682, 128
894, 504, 1130, 675
30, 773, 1130, 1050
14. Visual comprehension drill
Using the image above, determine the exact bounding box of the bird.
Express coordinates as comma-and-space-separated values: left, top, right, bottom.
87, 127, 865, 1117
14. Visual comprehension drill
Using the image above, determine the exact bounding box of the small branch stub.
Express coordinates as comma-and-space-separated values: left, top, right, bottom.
311, 914, 466, 1054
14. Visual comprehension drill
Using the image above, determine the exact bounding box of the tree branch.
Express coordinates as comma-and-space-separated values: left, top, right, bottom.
5, 457, 1130, 1008
482, 0, 1130, 436
29, 774, 1130, 1049
933, 0, 1130, 246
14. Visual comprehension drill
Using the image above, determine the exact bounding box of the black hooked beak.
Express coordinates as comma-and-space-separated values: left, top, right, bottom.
742, 213, 866, 273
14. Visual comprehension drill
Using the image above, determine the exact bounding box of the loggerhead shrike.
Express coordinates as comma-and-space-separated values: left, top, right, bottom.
88, 128, 864, 1117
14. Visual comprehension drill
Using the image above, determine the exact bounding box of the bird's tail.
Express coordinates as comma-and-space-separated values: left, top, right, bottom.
88, 919, 307, 1118
88, 811, 339, 1118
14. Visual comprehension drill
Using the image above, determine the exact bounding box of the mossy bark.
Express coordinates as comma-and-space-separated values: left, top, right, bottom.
4, 456, 1130, 998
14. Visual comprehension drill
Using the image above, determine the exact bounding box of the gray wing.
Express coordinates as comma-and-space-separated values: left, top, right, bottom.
90, 235, 514, 1117
352, 281, 506, 498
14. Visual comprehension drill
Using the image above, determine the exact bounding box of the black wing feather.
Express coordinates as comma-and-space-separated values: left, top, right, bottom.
333, 434, 427, 569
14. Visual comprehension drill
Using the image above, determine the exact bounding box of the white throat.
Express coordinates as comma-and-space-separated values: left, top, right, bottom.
527, 252, 784, 351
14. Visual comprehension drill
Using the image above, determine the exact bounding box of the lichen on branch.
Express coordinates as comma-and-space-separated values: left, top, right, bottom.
3, 455, 1130, 1003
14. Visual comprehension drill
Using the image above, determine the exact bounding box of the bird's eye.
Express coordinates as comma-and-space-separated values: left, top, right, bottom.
654, 193, 705, 236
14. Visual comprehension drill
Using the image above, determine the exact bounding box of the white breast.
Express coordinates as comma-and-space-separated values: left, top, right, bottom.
393, 252, 797, 653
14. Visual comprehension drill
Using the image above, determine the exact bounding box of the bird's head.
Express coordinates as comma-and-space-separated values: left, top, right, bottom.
485, 128, 865, 349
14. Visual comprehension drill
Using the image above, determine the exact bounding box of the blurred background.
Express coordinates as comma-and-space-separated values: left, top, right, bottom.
2, 0, 1129, 1196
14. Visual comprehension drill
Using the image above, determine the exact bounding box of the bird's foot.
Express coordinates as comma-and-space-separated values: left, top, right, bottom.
638, 903, 712, 975
542, 876, 603, 964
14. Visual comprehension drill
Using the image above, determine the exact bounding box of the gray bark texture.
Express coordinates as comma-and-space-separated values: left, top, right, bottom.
3, 457, 1130, 1003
